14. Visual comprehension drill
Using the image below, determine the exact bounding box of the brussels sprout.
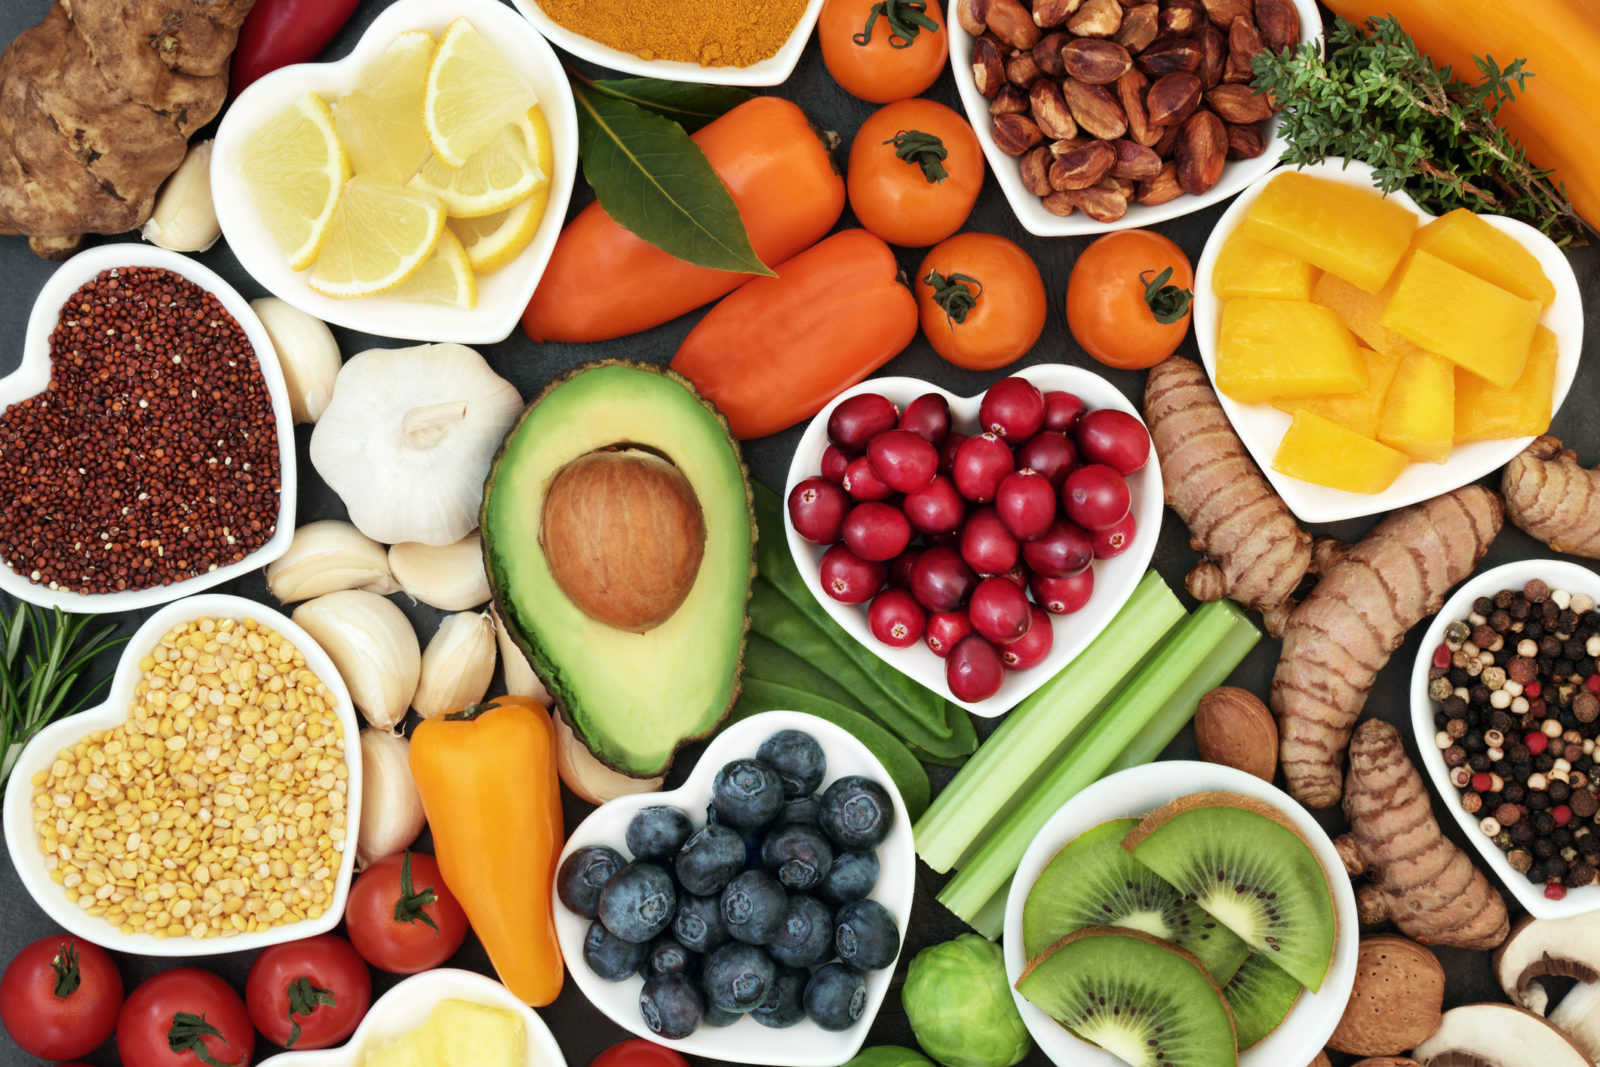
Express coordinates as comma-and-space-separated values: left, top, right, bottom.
902, 935, 1031, 1067
842, 1047, 935, 1067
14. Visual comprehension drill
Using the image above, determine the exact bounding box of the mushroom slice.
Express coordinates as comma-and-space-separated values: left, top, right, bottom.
1412, 1003, 1590, 1067
1549, 980, 1600, 1063
1493, 914, 1600, 1015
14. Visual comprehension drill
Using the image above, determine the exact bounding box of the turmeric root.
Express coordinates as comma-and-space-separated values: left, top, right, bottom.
1337, 720, 1509, 949
1143, 356, 1312, 634
1503, 435, 1600, 558
1272, 486, 1502, 807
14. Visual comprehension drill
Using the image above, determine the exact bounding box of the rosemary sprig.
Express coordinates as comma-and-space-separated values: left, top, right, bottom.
1253, 15, 1593, 246
0, 603, 126, 790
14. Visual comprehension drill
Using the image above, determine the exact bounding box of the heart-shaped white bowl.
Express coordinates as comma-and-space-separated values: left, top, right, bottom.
1410, 559, 1600, 920
0, 243, 296, 613
553, 710, 915, 1066
211, 0, 577, 344
257, 969, 566, 1067
2, 593, 362, 956
784, 366, 1165, 716
950, 0, 1321, 237
1193, 157, 1584, 524
1003, 761, 1360, 1066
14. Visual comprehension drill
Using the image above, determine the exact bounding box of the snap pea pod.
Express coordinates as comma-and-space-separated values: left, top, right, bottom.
742, 633, 867, 714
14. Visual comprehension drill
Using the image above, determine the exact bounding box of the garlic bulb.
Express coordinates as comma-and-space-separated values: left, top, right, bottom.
492, 605, 551, 706
310, 344, 523, 546
293, 590, 421, 730
356, 729, 425, 868
267, 520, 399, 603
555, 712, 663, 804
251, 298, 341, 424
413, 611, 495, 719
389, 533, 490, 611
141, 139, 220, 252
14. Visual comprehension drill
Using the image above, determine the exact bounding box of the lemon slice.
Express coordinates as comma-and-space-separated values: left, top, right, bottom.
408, 121, 544, 218
238, 93, 349, 271
391, 228, 478, 307
308, 176, 446, 298
424, 17, 539, 168
333, 29, 435, 183
448, 107, 553, 273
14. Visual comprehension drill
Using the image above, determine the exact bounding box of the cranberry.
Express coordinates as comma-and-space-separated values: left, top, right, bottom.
842, 455, 894, 502
1015, 431, 1078, 489
868, 589, 926, 648
1062, 464, 1131, 531
788, 477, 849, 544
979, 377, 1045, 440
828, 393, 898, 451
997, 563, 1029, 589
938, 432, 969, 478
898, 393, 953, 445
819, 543, 886, 604
1042, 390, 1086, 433
1076, 409, 1151, 475
910, 545, 977, 613
925, 611, 974, 658
995, 469, 1057, 542
842, 502, 911, 562
1001, 606, 1054, 670
903, 475, 965, 535
1022, 519, 1094, 577
868, 429, 939, 493
1031, 568, 1094, 615
888, 548, 922, 590
820, 444, 852, 485
946, 635, 1004, 702
968, 576, 1032, 645
1092, 511, 1137, 559
960, 507, 1020, 576
953, 433, 1014, 503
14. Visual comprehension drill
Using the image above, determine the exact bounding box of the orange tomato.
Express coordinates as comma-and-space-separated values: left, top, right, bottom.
916, 233, 1047, 370
848, 99, 984, 248
819, 0, 948, 103
1066, 229, 1194, 369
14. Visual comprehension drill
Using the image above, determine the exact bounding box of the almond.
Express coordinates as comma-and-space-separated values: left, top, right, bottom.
1225, 121, 1266, 159
1062, 38, 1133, 84
1327, 936, 1446, 1056
1159, 0, 1203, 37
1066, 0, 1122, 37
972, 36, 1007, 96
1196, 24, 1226, 89
1137, 36, 1202, 77
1109, 138, 1162, 180
1206, 83, 1274, 123
1033, 31, 1070, 75
1200, 0, 1252, 28
1255, 0, 1301, 52
1194, 687, 1278, 780
1225, 16, 1266, 82
957, 0, 991, 36
989, 83, 1029, 115
1137, 160, 1183, 204
1152, 121, 1181, 156
1178, 105, 1225, 193
1116, 68, 1161, 147
1049, 135, 1094, 155
1065, 177, 1129, 221
1113, 3, 1158, 53
1048, 138, 1116, 190
987, 0, 1043, 49
1029, 79, 1080, 139
1031, 0, 1082, 28
1062, 77, 1129, 138
1146, 71, 1202, 126
992, 113, 1045, 155
1006, 49, 1043, 88
1019, 145, 1056, 195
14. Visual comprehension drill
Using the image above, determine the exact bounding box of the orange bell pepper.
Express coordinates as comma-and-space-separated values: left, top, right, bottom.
409, 695, 563, 1006
671, 229, 919, 440
522, 96, 847, 343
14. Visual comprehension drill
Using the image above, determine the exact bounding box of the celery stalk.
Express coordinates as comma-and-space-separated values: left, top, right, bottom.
937, 599, 1261, 927
968, 885, 1010, 941
913, 571, 1182, 873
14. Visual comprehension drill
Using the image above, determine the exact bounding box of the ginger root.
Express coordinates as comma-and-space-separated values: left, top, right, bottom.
1337, 720, 1509, 950
1503, 435, 1600, 558
0, 0, 255, 258
1272, 486, 1502, 807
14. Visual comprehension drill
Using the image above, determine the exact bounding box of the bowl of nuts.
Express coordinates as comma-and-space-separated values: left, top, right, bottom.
949, 0, 1320, 234
1410, 558, 1600, 920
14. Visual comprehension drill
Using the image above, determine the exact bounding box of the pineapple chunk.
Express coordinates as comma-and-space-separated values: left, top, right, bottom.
1455, 326, 1559, 442
1380, 249, 1541, 388
1273, 411, 1410, 494
1272, 345, 1401, 439
1242, 171, 1417, 293
1212, 230, 1316, 300
1412, 208, 1555, 308
1216, 298, 1366, 403
1378, 353, 1455, 463
1310, 271, 1428, 360
365, 1000, 524, 1067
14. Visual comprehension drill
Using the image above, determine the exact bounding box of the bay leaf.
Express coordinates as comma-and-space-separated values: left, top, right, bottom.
588, 78, 752, 132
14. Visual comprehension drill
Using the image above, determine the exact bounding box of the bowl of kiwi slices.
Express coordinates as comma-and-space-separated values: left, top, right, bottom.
1001, 761, 1358, 1066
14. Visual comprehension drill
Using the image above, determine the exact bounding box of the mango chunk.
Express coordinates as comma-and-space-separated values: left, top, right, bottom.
1273, 410, 1410, 494
1380, 249, 1541, 388
1272, 345, 1402, 439
1212, 230, 1316, 300
1412, 208, 1555, 308
1455, 326, 1559, 442
1310, 271, 1427, 360
1216, 298, 1366, 403
1242, 172, 1418, 293
1378, 353, 1455, 463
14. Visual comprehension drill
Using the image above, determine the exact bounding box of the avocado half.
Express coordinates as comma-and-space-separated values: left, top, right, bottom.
481, 360, 754, 777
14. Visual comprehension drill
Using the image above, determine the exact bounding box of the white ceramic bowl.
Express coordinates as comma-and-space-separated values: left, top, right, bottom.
257, 969, 566, 1067
2, 594, 363, 956
1409, 558, 1600, 920
1002, 761, 1360, 1066
554, 711, 915, 1066
1193, 158, 1584, 524
784, 366, 1164, 716
212, 0, 578, 344
0, 243, 296, 613
950, 0, 1320, 237
509, 0, 826, 86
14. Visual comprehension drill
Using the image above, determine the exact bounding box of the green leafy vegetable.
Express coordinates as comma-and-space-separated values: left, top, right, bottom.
0, 604, 125, 791
586, 77, 752, 132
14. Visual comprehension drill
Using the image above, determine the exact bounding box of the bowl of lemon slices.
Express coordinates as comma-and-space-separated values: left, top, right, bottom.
211, 0, 577, 344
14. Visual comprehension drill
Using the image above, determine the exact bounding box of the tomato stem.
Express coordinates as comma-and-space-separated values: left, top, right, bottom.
167, 1012, 241, 1067
854, 0, 939, 48
284, 976, 337, 1049
49, 940, 80, 998
393, 850, 442, 933
1140, 267, 1193, 325
924, 269, 984, 326
884, 129, 949, 183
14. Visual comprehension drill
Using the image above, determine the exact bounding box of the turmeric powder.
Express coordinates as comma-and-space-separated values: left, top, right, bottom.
537, 0, 808, 67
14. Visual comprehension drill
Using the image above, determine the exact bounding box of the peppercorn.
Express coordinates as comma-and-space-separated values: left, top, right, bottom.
1462, 793, 1483, 814
1469, 754, 1492, 773
1511, 822, 1536, 845
1550, 780, 1573, 804
1509, 849, 1534, 873
1572, 789, 1600, 819
1479, 595, 1500, 615
1569, 863, 1597, 887
1530, 792, 1552, 812
1579, 833, 1600, 856
1504, 782, 1528, 804
1534, 837, 1557, 860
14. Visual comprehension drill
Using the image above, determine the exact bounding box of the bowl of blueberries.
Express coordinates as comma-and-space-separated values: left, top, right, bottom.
552, 711, 915, 1065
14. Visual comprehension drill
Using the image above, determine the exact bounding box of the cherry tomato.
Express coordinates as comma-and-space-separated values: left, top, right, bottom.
849, 99, 984, 248
117, 968, 254, 1067
1066, 229, 1194, 369
345, 851, 470, 974
0, 935, 122, 1060
916, 233, 1047, 370
591, 1038, 692, 1067
819, 0, 948, 103
245, 934, 370, 1050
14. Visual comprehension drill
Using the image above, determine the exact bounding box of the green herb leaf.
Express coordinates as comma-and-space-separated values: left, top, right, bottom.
587, 78, 752, 133
571, 79, 775, 277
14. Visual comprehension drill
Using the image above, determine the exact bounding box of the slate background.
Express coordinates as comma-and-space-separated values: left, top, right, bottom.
0, 1, 1596, 1064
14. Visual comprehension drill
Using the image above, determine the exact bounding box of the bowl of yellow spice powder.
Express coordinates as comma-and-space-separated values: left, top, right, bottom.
3, 593, 361, 957
511, 0, 825, 85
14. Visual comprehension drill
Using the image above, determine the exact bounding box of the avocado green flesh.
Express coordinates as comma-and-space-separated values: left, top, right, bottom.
482, 363, 752, 777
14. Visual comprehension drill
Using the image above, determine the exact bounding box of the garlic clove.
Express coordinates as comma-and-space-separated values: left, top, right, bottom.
389, 533, 490, 611
554, 711, 664, 804
356, 728, 426, 869
141, 139, 220, 252
267, 520, 399, 603
293, 590, 420, 730
413, 611, 496, 719
251, 297, 342, 425
492, 605, 551, 707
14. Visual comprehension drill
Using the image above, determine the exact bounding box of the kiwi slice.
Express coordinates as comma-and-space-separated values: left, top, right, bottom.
1016, 926, 1238, 1067
1223, 952, 1302, 1050
1123, 792, 1338, 992
1022, 818, 1250, 983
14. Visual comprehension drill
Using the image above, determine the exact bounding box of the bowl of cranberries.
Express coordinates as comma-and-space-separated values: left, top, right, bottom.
784, 367, 1163, 715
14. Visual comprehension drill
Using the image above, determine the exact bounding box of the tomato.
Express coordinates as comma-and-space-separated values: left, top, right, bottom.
819, 0, 948, 103
1066, 229, 1195, 369
0, 935, 122, 1060
916, 233, 1048, 370
245, 934, 370, 1050
345, 851, 470, 974
849, 99, 984, 248
591, 1039, 692, 1067
117, 968, 254, 1067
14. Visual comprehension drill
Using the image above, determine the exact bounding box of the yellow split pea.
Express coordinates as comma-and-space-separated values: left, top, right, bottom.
29, 617, 348, 940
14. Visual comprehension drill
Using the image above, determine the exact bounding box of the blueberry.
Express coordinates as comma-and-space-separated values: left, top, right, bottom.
641, 934, 699, 979
676, 823, 747, 896
779, 793, 822, 826
597, 861, 677, 943
752, 965, 808, 1029
640, 972, 702, 1039
556, 845, 624, 919
626, 806, 693, 861
834, 898, 900, 971
767, 894, 835, 968
673, 890, 731, 954
720, 869, 789, 945
818, 850, 880, 905
757, 730, 827, 797
820, 776, 894, 851
584, 920, 647, 980
711, 758, 786, 829
701, 1002, 741, 1028
702, 942, 776, 1014
804, 962, 867, 1031
761, 822, 834, 892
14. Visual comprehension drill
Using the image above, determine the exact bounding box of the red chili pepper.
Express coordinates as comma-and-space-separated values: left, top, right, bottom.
230, 0, 362, 94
